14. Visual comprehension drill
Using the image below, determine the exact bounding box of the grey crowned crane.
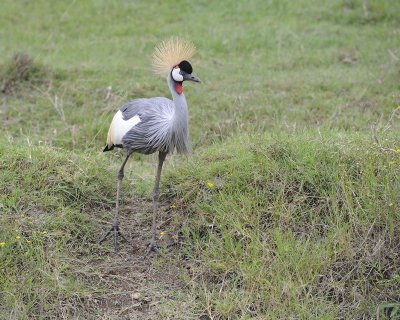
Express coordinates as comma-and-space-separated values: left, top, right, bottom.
100, 38, 200, 253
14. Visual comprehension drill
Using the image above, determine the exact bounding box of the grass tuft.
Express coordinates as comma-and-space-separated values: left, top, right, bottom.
0, 53, 52, 95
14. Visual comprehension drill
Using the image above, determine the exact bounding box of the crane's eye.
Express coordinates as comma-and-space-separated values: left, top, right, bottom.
171, 67, 183, 82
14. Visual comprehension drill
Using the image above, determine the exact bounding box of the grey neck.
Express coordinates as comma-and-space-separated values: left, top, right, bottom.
167, 73, 189, 153
167, 74, 188, 126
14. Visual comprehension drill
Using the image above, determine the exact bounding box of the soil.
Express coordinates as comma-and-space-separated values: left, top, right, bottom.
78, 197, 192, 320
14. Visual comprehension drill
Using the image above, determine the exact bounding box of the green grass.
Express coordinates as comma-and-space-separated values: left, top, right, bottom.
0, 142, 123, 316
168, 131, 400, 318
0, 141, 160, 318
1, 0, 400, 318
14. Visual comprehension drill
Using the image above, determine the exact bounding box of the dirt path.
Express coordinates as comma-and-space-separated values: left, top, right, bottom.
75, 198, 195, 320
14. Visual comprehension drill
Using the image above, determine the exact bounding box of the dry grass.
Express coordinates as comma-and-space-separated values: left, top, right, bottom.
0, 53, 52, 95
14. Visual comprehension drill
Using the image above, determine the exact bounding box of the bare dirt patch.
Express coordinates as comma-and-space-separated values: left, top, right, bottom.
75, 197, 191, 320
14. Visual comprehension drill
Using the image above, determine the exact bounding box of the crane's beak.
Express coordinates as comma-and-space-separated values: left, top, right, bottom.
182, 71, 201, 83
189, 74, 201, 83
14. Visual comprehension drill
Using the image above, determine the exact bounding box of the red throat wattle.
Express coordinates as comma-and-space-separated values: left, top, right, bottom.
175, 82, 183, 95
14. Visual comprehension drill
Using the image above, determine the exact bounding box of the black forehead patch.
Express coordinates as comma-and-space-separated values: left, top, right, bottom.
178, 60, 193, 74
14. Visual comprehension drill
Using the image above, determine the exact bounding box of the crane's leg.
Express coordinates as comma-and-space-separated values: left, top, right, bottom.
146, 151, 167, 254
100, 150, 133, 251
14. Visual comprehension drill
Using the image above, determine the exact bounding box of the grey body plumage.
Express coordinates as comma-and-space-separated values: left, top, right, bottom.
117, 75, 189, 155
100, 39, 200, 253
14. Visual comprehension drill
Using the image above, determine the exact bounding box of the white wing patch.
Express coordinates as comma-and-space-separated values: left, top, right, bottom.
107, 110, 141, 146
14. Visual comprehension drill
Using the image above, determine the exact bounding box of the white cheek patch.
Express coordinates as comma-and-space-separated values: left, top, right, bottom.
171, 67, 183, 82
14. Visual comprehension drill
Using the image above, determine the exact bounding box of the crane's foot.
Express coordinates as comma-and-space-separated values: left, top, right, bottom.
145, 240, 159, 255
99, 224, 128, 252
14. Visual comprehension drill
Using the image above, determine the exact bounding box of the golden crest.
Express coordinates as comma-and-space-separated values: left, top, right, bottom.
152, 37, 196, 77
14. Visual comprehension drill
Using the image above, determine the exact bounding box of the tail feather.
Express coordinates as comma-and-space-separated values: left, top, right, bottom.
103, 144, 123, 152
103, 144, 114, 152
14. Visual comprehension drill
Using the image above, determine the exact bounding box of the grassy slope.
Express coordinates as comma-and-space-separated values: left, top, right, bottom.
1, 0, 400, 318
168, 131, 399, 319
0, 145, 110, 317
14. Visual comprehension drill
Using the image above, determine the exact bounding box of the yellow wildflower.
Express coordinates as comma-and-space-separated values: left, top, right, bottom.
26, 240, 32, 244
15, 236, 21, 241
0, 242, 5, 247
170, 204, 177, 209
397, 148, 400, 153
42, 231, 47, 235
160, 231, 165, 237
389, 203, 394, 207
207, 181, 215, 188
389, 161, 395, 165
